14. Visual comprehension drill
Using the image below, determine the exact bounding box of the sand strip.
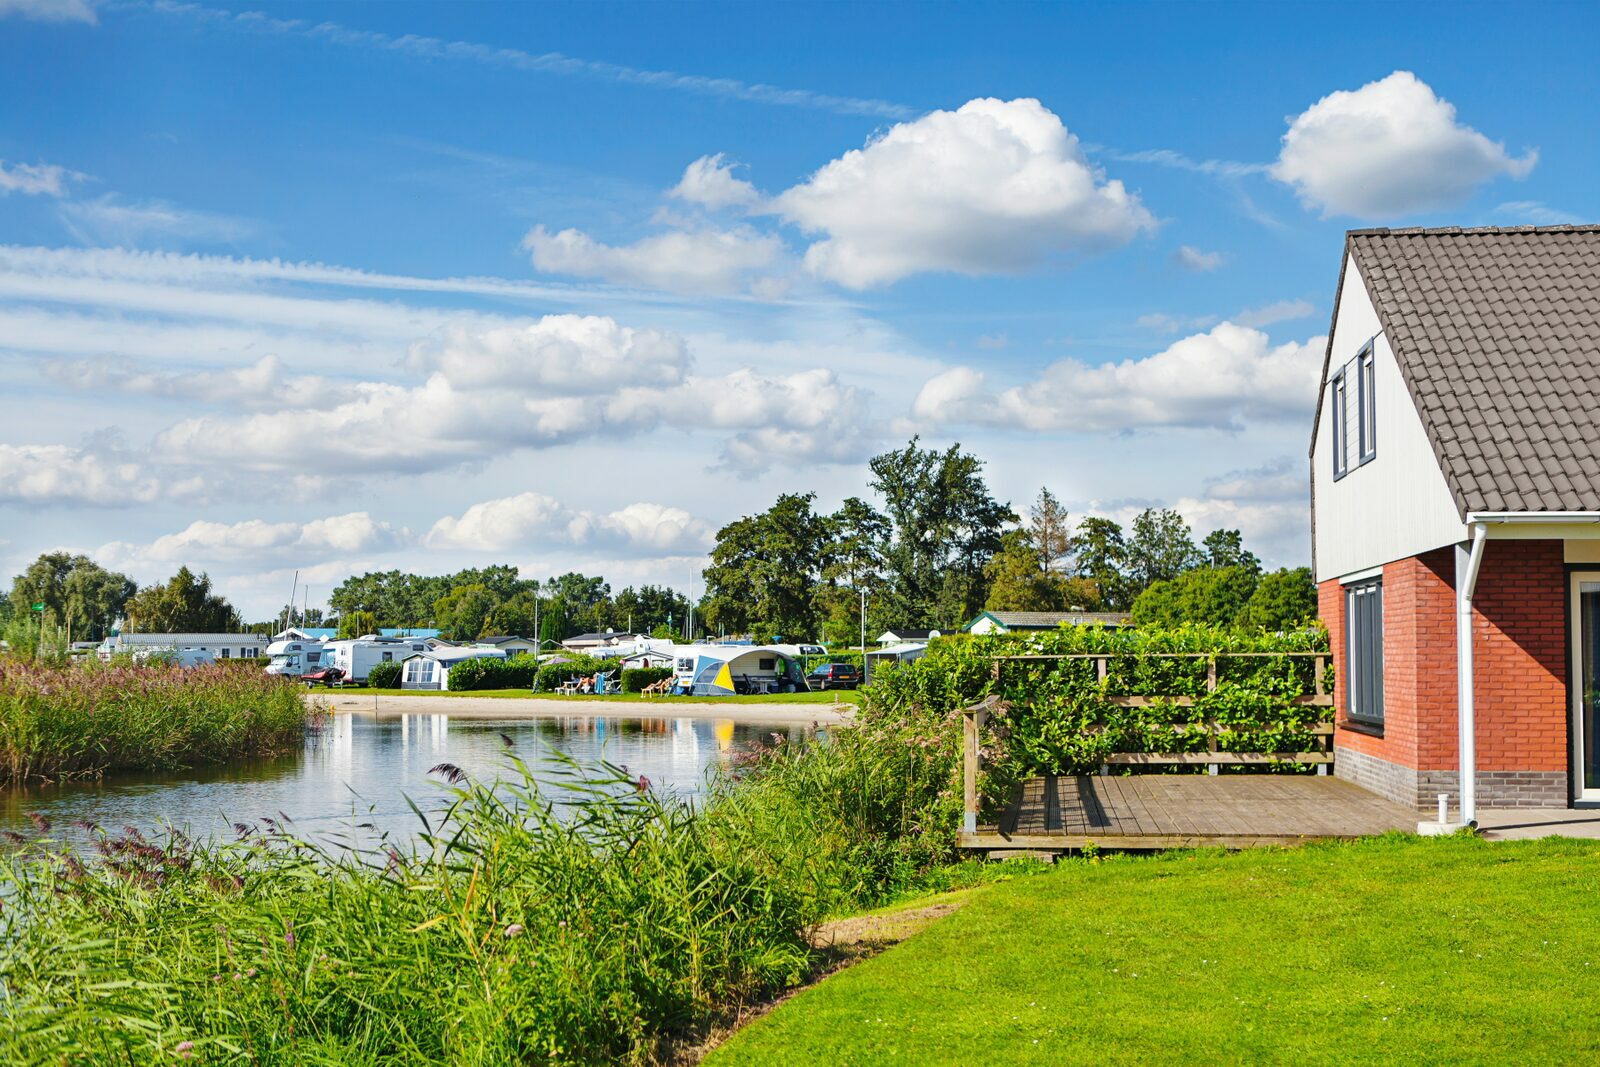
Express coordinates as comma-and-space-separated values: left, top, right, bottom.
312, 692, 853, 724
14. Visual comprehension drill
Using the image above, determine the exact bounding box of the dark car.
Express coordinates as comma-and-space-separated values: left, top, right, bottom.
807, 663, 861, 691
301, 666, 346, 688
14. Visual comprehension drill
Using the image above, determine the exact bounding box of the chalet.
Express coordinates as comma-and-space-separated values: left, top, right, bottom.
1311, 225, 1600, 822
962, 611, 1132, 635
475, 635, 540, 656
876, 627, 941, 644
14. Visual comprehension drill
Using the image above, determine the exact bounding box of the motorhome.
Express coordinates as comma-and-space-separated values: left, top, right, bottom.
324, 636, 432, 684
264, 636, 331, 677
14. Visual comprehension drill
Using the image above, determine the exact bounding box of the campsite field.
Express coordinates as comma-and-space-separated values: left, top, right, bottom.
709, 834, 1600, 1065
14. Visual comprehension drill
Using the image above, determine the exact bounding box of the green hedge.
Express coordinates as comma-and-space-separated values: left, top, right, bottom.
445, 654, 539, 691
367, 660, 402, 689
621, 667, 673, 693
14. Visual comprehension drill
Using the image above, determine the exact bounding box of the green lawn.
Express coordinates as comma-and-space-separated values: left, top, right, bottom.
354, 687, 862, 705
710, 835, 1600, 1065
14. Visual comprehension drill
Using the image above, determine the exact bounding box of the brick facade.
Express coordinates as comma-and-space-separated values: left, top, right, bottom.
1323, 539, 1570, 812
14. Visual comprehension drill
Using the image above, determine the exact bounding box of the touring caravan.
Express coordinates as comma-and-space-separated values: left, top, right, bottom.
324, 636, 432, 684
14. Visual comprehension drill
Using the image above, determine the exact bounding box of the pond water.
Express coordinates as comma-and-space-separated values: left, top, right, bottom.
0, 713, 806, 852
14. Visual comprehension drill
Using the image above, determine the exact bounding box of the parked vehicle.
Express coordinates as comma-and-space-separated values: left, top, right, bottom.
806, 663, 861, 690
322, 637, 429, 685
264, 638, 329, 676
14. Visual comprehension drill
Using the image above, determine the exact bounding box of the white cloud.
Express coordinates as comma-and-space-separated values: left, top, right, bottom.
1496, 200, 1583, 226
772, 97, 1154, 288
911, 322, 1325, 434
1172, 245, 1223, 272
1234, 299, 1315, 329
1136, 311, 1218, 334
523, 223, 784, 295
0, 160, 79, 196
98, 511, 403, 567
0, 441, 165, 507
57, 196, 257, 246
1271, 71, 1536, 219
39, 354, 358, 410
407, 315, 688, 394
426, 493, 713, 555
0, 0, 95, 23
669, 154, 762, 211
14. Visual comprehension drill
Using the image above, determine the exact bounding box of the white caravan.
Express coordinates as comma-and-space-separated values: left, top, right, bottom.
324, 636, 431, 683
264, 637, 331, 676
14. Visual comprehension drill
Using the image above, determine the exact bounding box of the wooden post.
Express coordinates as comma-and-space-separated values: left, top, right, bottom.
1206, 657, 1219, 776
1096, 656, 1108, 685
1315, 654, 1330, 775
962, 707, 984, 834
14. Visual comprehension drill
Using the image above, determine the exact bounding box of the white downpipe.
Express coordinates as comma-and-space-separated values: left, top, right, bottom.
1456, 523, 1489, 826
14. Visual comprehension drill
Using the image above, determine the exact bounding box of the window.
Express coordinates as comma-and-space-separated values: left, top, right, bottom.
1357, 343, 1377, 464
1344, 579, 1385, 728
1330, 369, 1349, 479
382, 651, 394, 662
220, 648, 231, 659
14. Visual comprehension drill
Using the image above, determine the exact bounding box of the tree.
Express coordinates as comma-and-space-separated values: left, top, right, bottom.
1238, 567, 1319, 632
869, 438, 1014, 628
815, 497, 892, 646
1130, 566, 1260, 629
125, 567, 241, 632
433, 584, 501, 641
1127, 508, 1201, 590
612, 585, 690, 635
9, 552, 135, 642
1070, 517, 1132, 611
486, 591, 541, 637
337, 610, 379, 639
983, 530, 1061, 611
702, 493, 831, 641
1202, 528, 1261, 574
1027, 488, 1073, 573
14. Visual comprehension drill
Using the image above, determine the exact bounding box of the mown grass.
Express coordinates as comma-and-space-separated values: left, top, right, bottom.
0, 660, 316, 784
710, 834, 1600, 1065
356, 688, 863, 706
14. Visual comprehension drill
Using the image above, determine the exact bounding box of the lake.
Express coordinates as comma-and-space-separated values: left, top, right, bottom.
0, 712, 806, 851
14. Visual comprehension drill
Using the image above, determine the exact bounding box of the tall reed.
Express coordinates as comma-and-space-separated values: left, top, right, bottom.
0, 659, 315, 783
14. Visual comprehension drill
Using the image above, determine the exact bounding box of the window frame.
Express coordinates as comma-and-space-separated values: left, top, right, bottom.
1344, 578, 1385, 730
1357, 342, 1378, 466
1330, 367, 1349, 481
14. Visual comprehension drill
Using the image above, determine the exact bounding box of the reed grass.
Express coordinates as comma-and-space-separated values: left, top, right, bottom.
0, 659, 316, 784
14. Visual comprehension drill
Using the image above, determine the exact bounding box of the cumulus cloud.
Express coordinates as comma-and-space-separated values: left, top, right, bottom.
426, 493, 714, 555
910, 322, 1324, 434
523, 224, 783, 295
1172, 245, 1223, 272
0, 0, 96, 23
771, 97, 1154, 288
1271, 71, 1536, 218
152, 315, 875, 477
0, 159, 79, 196
0, 441, 169, 507
669, 154, 762, 211
407, 315, 688, 394
98, 511, 403, 567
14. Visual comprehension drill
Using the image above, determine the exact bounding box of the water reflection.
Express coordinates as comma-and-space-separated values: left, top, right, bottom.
1, 714, 805, 851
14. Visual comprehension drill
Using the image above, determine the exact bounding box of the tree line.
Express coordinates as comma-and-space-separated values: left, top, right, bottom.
700, 437, 1316, 642
3, 555, 241, 654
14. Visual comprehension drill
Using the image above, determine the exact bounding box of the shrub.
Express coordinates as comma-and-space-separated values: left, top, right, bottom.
366, 660, 402, 689
621, 667, 673, 693
444, 654, 540, 691
0, 660, 317, 784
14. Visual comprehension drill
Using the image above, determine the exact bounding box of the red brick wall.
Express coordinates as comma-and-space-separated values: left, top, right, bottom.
1324, 539, 1567, 775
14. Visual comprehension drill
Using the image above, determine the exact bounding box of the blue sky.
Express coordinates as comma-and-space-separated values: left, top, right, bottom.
1, 0, 1594, 618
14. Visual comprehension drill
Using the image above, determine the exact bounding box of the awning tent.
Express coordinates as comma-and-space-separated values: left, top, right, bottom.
680, 645, 805, 695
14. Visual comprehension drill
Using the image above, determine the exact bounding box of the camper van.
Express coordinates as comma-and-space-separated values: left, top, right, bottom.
264, 637, 330, 677
323, 636, 431, 684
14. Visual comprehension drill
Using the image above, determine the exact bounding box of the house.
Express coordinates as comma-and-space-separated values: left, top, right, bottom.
475, 635, 540, 656
876, 628, 941, 644
1310, 225, 1600, 822
98, 631, 269, 662
962, 611, 1132, 635
561, 630, 637, 653
399, 647, 508, 691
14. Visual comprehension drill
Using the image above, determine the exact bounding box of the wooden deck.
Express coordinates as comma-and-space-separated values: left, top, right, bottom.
961, 774, 1415, 851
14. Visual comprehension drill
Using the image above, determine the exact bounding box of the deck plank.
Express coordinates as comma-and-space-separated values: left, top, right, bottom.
964, 774, 1413, 851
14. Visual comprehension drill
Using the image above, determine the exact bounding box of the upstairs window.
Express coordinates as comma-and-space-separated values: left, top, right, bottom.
1330, 339, 1379, 479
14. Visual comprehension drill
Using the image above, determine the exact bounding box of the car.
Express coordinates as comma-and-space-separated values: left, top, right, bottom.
301, 666, 347, 688
806, 663, 861, 690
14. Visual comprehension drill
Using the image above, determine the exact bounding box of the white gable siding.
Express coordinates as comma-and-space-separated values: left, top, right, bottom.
1312, 255, 1464, 582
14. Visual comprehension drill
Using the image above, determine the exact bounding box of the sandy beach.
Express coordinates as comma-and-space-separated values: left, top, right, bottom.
313, 691, 854, 724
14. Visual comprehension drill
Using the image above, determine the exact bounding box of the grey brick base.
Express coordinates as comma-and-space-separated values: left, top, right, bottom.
1335, 745, 1569, 813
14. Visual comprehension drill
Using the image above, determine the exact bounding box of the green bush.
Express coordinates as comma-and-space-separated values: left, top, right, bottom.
621, 667, 673, 693
366, 660, 402, 689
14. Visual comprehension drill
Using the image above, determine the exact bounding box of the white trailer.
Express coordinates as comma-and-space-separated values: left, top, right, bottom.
324, 637, 431, 684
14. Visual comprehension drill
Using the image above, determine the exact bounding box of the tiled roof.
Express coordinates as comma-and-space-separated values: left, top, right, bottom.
1346, 225, 1600, 514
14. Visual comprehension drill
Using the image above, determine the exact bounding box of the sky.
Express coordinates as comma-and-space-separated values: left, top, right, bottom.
1, 0, 1595, 620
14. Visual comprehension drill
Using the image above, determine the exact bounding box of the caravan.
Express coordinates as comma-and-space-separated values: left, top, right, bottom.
323, 636, 432, 684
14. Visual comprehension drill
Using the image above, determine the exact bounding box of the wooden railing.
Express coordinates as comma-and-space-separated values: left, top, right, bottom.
961, 652, 1332, 834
